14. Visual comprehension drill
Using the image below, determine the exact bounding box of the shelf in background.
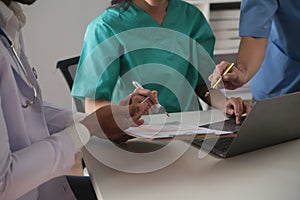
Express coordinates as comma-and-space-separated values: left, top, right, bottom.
210, 2, 241, 55
184, 0, 241, 55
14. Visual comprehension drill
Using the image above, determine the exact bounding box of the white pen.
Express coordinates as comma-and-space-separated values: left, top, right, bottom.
132, 81, 170, 117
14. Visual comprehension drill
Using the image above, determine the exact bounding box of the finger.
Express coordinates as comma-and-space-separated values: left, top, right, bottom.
152, 90, 159, 104
222, 67, 239, 82
210, 67, 222, 83
152, 90, 158, 100
225, 98, 237, 114
235, 114, 242, 125
129, 103, 148, 121
125, 93, 133, 105
130, 118, 145, 127
233, 98, 244, 124
222, 66, 247, 90
131, 91, 157, 113
243, 101, 252, 114
122, 115, 145, 130
225, 98, 242, 124
209, 61, 231, 88
133, 88, 158, 104
235, 97, 243, 116
217, 61, 232, 76
226, 108, 234, 116
131, 94, 148, 104
130, 91, 155, 115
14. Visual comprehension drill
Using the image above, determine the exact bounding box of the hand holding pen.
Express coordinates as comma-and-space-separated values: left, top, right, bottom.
208, 62, 246, 91
132, 81, 170, 117
206, 62, 235, 97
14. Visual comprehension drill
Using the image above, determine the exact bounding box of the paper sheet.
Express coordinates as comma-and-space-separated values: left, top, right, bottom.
126, 121, 232, 140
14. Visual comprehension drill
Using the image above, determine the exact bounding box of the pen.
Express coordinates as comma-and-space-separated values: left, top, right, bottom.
132, 81, 170, 117
205, 63, 235, 97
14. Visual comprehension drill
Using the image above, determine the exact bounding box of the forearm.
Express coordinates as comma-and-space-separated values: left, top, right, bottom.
236, 36, 268, 83
85, 98, 111, 114
80, 105, 130, 141
80, 103, 147, 144
0, 133, 75, 200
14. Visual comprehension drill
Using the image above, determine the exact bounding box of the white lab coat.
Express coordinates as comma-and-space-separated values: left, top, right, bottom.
0, 33, 77, 199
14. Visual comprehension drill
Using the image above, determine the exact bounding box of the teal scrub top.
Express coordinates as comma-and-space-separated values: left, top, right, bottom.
72, 0, 216, 113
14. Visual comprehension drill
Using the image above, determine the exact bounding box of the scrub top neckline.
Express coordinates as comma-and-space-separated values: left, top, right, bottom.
131, 1, 172, 27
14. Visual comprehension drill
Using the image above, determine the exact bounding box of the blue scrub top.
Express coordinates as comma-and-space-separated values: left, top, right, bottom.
71, 0, 216, 113
240, 0, 300, 100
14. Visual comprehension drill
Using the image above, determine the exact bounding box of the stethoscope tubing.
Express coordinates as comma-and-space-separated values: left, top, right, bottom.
0, 27, 37, 108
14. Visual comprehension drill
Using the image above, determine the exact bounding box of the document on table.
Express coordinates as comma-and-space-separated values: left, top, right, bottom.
125, 121, 233, 140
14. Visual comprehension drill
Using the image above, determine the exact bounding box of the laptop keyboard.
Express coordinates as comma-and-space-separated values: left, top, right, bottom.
192, 117, 245, 156
193, 137, 235, 155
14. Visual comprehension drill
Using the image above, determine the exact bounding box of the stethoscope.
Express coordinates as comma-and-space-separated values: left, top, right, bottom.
0, 27, 37, 108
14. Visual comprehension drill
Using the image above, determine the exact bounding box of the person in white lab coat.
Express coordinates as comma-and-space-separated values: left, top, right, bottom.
0, 0, 149, 199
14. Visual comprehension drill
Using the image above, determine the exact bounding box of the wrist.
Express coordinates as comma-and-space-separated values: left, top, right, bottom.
236, 64, 250, 86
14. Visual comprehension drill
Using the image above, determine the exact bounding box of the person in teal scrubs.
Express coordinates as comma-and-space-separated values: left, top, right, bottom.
209, 0, 300, 100
72, 0, 251, 124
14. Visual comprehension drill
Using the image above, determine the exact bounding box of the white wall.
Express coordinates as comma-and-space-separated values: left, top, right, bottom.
21, 0, 110, 109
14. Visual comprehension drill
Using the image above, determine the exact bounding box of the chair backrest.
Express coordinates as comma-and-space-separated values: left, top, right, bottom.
56, 56, 85, 112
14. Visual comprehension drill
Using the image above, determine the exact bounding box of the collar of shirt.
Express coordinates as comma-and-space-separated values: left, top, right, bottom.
0, 1, 26, 55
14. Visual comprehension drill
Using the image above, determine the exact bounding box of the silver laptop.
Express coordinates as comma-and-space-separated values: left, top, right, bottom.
193, 92, 300, 158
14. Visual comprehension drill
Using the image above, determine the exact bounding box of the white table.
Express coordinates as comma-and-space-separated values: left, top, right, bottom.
83, 110, 300, 200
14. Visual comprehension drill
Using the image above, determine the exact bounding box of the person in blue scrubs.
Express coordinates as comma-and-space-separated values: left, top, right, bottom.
209, 0, 300, 100
72, 0, 251, 124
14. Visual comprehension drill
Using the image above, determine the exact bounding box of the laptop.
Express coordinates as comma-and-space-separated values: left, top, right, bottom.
192, 92, 300, 158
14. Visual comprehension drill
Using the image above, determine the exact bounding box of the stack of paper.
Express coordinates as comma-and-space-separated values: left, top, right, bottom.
126, 121, 233, 140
